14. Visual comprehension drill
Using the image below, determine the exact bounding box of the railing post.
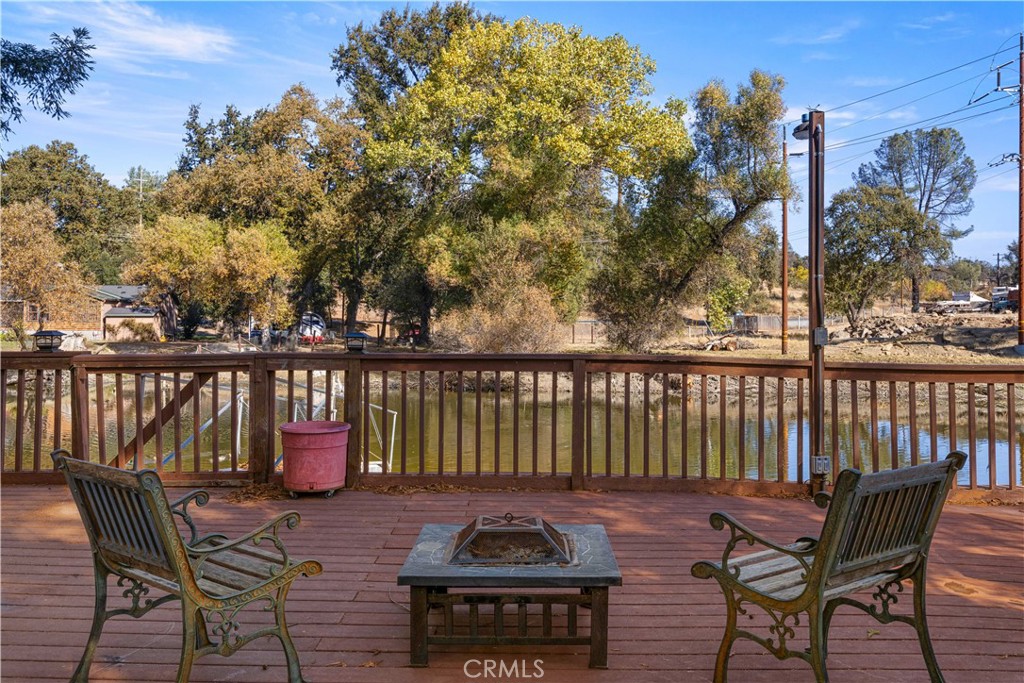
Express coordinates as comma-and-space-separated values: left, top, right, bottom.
571, 359, 586, 490
71, 361, 90, 461
345, 357, 363, 488
249, 356, 270, 484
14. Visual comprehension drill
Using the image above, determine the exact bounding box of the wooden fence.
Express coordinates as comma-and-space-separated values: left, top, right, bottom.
2, 351, 1021, 501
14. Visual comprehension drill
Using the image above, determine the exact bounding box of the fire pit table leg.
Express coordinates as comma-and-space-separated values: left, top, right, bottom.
588, 587, 609, 668
410, 586, 429, 667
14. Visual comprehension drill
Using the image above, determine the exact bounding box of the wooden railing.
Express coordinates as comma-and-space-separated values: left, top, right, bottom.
2, 351, 1021, 500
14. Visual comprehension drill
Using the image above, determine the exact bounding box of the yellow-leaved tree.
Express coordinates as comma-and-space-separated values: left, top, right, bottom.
122, 214, 224, 339
365, 17, 690, 345
219, 222, 299, 338
0, 200, 92, 348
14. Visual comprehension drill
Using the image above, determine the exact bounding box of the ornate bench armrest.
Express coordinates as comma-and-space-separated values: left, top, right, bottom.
189, 511, 304, 571
169, 490, 210, 546
696, 512, 818, 580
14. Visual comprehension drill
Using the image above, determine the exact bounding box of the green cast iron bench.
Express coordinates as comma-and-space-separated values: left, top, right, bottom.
51, 449, 323, 683
691, 451, 966, 683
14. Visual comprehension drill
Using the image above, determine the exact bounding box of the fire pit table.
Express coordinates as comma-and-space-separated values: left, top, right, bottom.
397, 518, 621, 668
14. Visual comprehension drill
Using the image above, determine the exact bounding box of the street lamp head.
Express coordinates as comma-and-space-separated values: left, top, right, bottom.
792, 113, 811, 141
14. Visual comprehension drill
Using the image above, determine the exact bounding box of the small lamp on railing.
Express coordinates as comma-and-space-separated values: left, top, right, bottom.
344, 330, 369, 354
32, 330, 66, 352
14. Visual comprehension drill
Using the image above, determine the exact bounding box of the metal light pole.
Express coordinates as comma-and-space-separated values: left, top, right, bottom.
781, 133, 789, 355
794, 110, 827, 492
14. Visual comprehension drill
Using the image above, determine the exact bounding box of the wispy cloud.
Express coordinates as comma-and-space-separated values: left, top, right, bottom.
841, 76, 903, 89
901, 13, 957, 31
12, 2, 236, 75
772, 19, 862, 46
802, 51, 841, 63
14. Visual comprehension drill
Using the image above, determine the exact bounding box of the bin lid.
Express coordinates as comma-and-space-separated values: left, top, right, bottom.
279, 420, 351, 434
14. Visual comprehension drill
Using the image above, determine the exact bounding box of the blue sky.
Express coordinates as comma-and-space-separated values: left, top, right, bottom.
1, 1, 1020, 262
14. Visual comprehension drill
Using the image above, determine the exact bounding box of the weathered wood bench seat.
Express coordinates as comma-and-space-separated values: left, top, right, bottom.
692, 452, 966, 683
52, 449, 323, 683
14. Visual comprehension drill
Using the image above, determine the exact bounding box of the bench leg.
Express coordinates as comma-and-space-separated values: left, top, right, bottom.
177, 605, 199, 683
275, 584, 308, 683
72, 564, 109, 683
821, 599, 838, 661
807, 606, 830, 683
712, 588, 739, 683
912, 571, 945, 683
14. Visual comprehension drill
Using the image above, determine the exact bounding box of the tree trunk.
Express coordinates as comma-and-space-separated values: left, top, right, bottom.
379, 309, 389, 345
344, 284, 362, 332
910, 274, 921, 313
418, 306, 431, 347
417, 283, 434, 347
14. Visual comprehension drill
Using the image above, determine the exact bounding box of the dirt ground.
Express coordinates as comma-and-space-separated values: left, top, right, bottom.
21, 310, 1021, 366
567, 311, 1024, 365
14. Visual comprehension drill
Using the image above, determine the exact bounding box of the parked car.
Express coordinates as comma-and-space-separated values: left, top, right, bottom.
991, 298, 1018, 313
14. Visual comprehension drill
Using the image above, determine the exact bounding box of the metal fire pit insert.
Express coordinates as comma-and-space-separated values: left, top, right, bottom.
447, 513, 575, 565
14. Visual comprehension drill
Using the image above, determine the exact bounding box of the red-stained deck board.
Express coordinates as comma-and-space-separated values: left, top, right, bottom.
1, 486, 1021, 683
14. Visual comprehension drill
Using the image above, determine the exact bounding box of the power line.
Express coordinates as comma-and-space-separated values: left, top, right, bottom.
828, 68, 995, 136
789, 148, 878, 182
788, 92, 1016, 180
824, 44, 1018, 114
826, 101, 1015, 152
826, 96, 1009, 149
974, 165, 1017, 187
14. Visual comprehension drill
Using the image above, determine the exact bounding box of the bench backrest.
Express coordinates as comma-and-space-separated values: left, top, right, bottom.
52, 451, 187, 586
818, 452, 966, 587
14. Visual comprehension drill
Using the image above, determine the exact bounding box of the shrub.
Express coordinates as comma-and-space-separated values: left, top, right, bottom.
742, 290, 774, 314
107, 320, 158, 342
437, 286, 560, 353
920, 279, 950, 302
706, 279, 749, 334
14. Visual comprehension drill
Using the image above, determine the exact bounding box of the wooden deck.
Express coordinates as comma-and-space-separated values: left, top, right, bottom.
2, 486, 1021, 682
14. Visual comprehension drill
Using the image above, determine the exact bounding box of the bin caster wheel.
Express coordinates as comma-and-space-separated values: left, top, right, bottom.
324, 490, 335, 499
289, 491, 298, 499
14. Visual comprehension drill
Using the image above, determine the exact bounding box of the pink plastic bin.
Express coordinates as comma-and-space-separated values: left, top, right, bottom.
279, 421, 350, 498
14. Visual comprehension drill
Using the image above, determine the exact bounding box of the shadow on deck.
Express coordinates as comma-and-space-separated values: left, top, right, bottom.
1, 486, 1021, 682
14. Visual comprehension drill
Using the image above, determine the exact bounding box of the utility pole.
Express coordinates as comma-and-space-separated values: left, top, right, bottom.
781, 130, 789, 355
976, 34, 1022, 348
995, 253, 1002, 287
994, 34, 1024, 349
1018, 32, 1023, 348
794, 110, 827, 493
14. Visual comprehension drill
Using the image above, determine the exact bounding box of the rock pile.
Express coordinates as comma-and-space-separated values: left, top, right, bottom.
846, 317, 923, 340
